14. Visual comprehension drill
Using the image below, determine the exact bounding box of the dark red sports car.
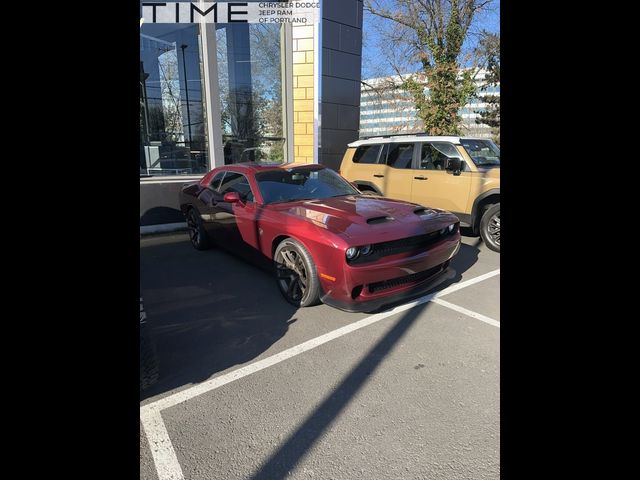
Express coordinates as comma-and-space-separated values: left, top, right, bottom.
179, 163, 461, 313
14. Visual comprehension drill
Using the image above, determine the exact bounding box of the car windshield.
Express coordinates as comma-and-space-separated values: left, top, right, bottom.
256, 167, 360, 204
460, 139, 500, 167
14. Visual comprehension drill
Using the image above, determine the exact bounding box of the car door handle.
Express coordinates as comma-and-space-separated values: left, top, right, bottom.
373, 174, 384, 178
414, 176, 428, 180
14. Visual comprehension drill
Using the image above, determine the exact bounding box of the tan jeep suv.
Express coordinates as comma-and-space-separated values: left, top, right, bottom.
339, 135, 500, 252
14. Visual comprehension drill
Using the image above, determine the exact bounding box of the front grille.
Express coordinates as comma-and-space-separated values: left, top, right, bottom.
368, 261, 448, 294
348, 223, 458, 265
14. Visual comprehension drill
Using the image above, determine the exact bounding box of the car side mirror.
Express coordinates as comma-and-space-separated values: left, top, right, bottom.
445, 158, 462, 176
223, 192, 241, 203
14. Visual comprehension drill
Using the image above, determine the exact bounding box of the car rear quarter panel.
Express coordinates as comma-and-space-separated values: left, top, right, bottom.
179, 182, 205, 214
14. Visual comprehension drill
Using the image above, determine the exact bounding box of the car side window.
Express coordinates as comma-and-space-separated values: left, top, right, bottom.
209, 171, 226, 191
218, 172, 255, 202
383, 143, 414, 169
419, 142, 465, 171
352, 144, 382, 164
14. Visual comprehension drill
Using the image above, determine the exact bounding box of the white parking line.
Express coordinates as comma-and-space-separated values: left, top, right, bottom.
141, 268, 499, 480
141, 411, 184, 480
433, 268, 500, 296
432, 298, 500, 328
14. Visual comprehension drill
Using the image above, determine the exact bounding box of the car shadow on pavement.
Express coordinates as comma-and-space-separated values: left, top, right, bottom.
140, 234, 298, 401
460, 225, 479, 238
140, 236, 481, 401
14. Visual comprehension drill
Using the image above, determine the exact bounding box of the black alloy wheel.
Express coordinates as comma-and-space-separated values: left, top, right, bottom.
274, 239, 320, 307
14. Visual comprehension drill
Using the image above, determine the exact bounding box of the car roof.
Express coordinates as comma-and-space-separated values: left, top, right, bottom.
348, 136, 487, 148
222, 162, 324, 173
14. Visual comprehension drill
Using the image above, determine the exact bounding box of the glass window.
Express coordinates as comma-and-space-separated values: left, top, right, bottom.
256, 167, 359, 204
218, 172, 255, 201
216, 24, 285, 164
460, 139, 500, 167
140, 20, 209, 176
210, 171, 226, 191
419, 142, 463, 170
353, 145, 382, 164
383, 143, 414, 169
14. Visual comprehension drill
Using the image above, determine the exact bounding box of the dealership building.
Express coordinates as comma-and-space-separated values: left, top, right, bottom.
140, 1, 365, 229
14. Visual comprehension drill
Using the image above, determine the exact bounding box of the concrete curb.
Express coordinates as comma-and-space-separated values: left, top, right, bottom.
140, 222, 187, 236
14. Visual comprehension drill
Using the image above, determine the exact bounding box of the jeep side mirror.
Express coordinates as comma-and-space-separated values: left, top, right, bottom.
446, 158, 462, 176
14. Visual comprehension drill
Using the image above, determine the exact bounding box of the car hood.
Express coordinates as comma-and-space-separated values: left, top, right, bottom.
271, 195, 458, 241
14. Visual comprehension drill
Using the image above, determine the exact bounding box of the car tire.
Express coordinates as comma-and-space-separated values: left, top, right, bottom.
480, 203, 500, 252
274, 238, 321, 307
140, 300, 159, 391
186, 207, 212, 250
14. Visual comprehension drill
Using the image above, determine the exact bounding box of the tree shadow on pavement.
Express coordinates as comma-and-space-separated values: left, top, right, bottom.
246, 241, 482, 478
140, 234, 298, 401
248, 300, 433, 480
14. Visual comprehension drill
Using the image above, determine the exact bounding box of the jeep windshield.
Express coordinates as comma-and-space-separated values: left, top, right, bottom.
256, 166, 360, 204
460, 139, 500, 167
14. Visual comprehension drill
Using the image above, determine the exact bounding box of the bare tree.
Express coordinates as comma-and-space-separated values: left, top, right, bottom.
157, 45, 185, 143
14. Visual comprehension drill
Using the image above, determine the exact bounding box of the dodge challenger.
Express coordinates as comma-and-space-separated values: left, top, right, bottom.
179, 163, 461, 313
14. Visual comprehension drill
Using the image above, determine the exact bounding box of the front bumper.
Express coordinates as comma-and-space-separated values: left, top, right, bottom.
321, 261, 455, 313
319, 234, 461, 313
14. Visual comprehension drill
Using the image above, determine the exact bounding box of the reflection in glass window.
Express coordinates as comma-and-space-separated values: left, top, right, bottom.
384, 143, 414, 169
460, 139, 500, 166
256, 167, 359, 204
219, 172, 255, 201
353, 145, 381, 164
217, 24, 285, 165
140, 22, 209, 176
210, 171, 226, 191
419, 143, 461, 170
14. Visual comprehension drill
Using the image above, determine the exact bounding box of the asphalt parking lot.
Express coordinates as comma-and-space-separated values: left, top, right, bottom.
140, 232, 500, 480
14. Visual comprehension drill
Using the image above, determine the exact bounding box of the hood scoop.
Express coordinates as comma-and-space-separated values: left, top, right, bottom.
366, 215, 394, 225
414, 207, 436, 216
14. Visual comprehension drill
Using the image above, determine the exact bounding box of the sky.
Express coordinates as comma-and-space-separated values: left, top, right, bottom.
361, 0, 500, 80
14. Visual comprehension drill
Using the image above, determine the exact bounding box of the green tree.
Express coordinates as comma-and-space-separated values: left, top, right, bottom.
475, 31, 500, 143
365, 0, 494, 135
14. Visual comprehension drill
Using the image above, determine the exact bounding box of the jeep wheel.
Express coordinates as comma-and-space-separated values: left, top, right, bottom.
480, 203, 500, 252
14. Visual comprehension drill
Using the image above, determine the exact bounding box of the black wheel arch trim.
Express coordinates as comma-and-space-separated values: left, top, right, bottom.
272, 234, 320, 267
471, 189, 500, 232
353, 181, 383, 195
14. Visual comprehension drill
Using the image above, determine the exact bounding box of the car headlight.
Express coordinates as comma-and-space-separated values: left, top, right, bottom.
448, 224, 455, 232
346, 247, 359, 260
360, 245, 372, 255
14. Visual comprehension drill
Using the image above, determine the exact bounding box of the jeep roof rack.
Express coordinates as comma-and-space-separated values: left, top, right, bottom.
361, 132, 431, 140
